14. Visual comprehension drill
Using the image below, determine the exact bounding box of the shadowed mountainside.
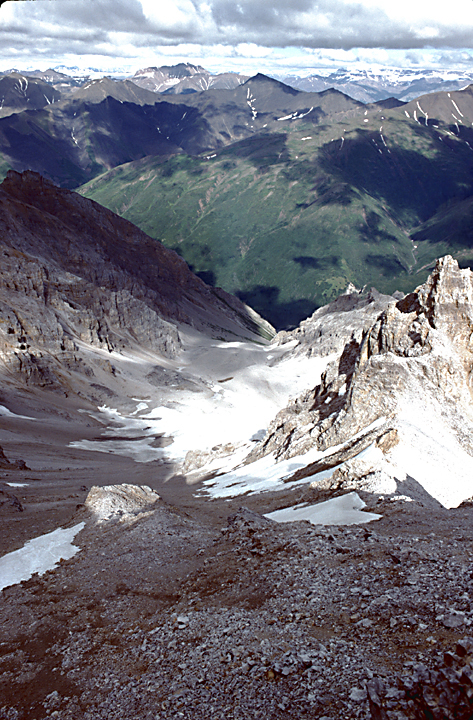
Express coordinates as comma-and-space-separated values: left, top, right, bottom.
2, 75, 473, 327
80, 84, 473, 327
0, 170, 271, 396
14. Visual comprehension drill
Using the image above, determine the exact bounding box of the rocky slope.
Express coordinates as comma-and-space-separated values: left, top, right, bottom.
0, 169, 271, 397
244, 256, 473, 508
0, 255, 472, 719
0, 173, 472, 720
0, 484, 472, 720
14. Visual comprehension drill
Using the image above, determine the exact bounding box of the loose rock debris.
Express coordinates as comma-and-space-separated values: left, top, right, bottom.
0, 497, 472, 719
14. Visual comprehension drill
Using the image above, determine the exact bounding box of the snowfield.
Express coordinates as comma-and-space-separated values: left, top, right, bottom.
69, 320, 473, 511
0, 523, 84, 591
264, 492, 382, 526
71, 333, 336, 477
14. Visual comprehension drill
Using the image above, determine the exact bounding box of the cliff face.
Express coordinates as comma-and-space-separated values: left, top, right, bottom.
249, 257, 473, 507
0, 170, 272, 392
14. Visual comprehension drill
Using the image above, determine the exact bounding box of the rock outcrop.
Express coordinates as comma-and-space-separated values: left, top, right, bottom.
249, 257, 473, 507
0, 445, 28, 471
274, 284, 396, 359
84, 484, 161, 522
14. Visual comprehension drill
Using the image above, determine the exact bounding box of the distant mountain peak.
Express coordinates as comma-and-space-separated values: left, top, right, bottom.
244, 73, 300, 94
281, 66, 473, 103
133, 63, 207, 80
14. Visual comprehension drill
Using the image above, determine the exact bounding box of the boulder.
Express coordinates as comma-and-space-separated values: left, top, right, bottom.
85, 483, 161, 522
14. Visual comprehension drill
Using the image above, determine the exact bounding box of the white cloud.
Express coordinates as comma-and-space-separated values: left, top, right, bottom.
0, 0, 472, 75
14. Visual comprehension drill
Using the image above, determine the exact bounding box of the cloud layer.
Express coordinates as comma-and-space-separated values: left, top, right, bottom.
1, 0, 473, 74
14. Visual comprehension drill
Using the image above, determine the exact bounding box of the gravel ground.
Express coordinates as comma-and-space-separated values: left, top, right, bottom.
0, 489, 472, 720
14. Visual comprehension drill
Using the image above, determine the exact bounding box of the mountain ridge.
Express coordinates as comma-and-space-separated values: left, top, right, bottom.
4, 63, 473, 104
0, 169, 271, 397
79, 81, 473, 327
0, 73, 364, 191
1, 71, 473, 327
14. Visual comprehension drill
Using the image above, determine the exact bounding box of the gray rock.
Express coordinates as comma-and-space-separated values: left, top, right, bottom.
349, 686, 367, 701
443, 611, 466, 628
85, 484, 161, 522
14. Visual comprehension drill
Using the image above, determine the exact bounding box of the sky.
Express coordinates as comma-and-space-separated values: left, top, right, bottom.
1, 0, 473, 78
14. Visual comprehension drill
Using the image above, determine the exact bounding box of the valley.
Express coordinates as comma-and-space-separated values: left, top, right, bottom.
1, 67, 473, 326
0, 65, 472, 719
80, 81, 473, 327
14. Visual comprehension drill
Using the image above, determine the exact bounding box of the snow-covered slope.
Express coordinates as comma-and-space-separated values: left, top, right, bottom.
63, 258, 473, 510
239, 257, 473, 508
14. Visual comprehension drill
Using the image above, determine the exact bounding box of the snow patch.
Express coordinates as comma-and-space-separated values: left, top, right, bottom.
451, 99, 464, 117
70, 344, 334, 475
0, 523, 84, 591
264, 492, 381, 526
386, 407, 473, 508
0, 405, 36, 420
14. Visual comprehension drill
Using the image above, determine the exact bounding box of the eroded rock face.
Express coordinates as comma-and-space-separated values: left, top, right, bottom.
84, 484, 161, 522
0, 249, 182, 387
0, 171, 272, 392
249, 257, 473, 507
274, 285, 396, 359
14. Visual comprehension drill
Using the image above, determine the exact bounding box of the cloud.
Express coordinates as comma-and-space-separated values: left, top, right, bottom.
206, 0, 473, 49
0, 0, 473, 74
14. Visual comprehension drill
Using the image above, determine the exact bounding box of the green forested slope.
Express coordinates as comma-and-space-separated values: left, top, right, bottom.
80, 90, 473, 327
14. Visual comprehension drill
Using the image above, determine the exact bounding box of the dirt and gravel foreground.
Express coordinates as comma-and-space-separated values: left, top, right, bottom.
1, 479, 472, 720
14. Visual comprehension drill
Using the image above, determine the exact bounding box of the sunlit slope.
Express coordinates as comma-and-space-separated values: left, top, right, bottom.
80, 87, 473, 328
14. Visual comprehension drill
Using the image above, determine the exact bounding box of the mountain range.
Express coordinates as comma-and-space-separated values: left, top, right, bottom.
130, 64, 473, 103
80, 77, 473, 327
1, 65, 473, 327
280, 67, 473, 103
5, 62, 472, 102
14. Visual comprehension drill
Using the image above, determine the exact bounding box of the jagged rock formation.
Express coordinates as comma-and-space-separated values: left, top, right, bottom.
274, 285, 397, 358
0, 170, 272, 393
249, 257, 473, 507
